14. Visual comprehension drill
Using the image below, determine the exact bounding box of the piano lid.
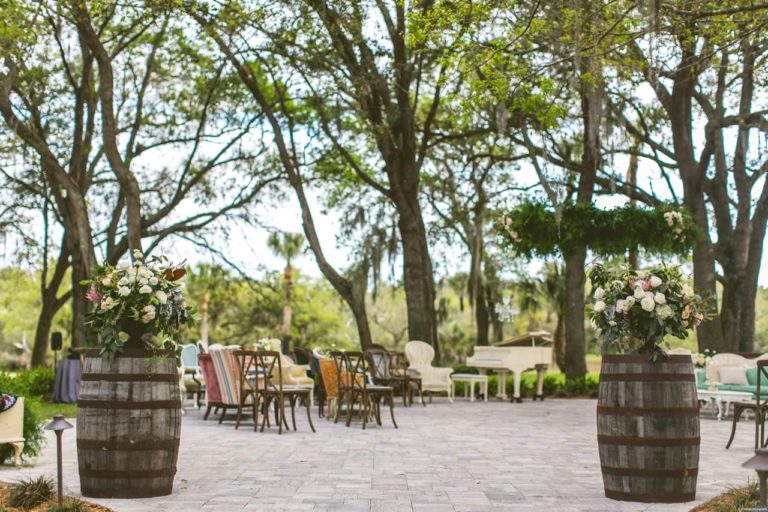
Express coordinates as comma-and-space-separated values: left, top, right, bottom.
494, 331, 552, 347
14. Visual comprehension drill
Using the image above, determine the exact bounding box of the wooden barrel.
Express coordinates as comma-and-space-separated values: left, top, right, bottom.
597, 354, 699, 503
77, 349, 181, 498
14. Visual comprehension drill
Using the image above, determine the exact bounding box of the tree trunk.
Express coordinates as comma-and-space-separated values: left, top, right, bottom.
70, 253, 91, 348
475, 283, 490, 346
554, 313, 566, 371
564, 248, 588, 380
396, 194, 439, 359
30, 244, 70, 367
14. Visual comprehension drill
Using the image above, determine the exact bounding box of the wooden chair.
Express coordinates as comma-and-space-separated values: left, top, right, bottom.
232, 350, 261, 431
255, 351, 315, 434
209, 345, 257, 428
340, 351, 398, 430
318, 358, 339, 421
365, 349, 421, 407
726, 360, 768, 449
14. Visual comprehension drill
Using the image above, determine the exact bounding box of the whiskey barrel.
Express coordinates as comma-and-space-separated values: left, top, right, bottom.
77, 349, 181, 498
597, 354, 699, 503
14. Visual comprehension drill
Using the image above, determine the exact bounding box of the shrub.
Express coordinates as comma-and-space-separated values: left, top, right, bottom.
46, 497, 89, 512
690, 481, 758, 512
6, 475, 54, 509
0, 367, 56, 399
0, 372, 48, 464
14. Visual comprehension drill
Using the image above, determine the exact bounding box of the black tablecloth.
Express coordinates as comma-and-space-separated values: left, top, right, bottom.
53, 359, 81, 403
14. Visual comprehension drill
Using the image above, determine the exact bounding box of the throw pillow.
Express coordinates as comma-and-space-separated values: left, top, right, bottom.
719, 366, 748, 385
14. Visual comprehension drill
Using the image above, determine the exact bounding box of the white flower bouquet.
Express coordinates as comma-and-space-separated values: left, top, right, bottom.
82, 250, 195, 360
588, 263, 711, 356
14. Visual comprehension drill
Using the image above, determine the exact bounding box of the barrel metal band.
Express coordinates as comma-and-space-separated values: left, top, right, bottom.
603, 489, 696, 503
77, 400, 180, 410
601, 465, 698, 477
79, 485, 173, 499
597, 406, 700, 416
81, 373, 178, 382
599, 373, 695, 382
79, 467, 177, 479
602, 354, 693, 364
598, 434, 700, 446
77, 439, 180, 451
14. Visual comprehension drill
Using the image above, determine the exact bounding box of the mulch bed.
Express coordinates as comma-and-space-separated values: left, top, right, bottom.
0, 482, 113, 511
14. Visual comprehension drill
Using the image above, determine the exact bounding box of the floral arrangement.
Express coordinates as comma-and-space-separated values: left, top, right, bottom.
692, 349, 716, 368
588, 263, 711, 356
82, 250, 195, 360
254, 338, 274, 351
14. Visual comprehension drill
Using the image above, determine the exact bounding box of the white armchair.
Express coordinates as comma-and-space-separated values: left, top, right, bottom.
405, 341, 453, 402
265, 339, 315, 405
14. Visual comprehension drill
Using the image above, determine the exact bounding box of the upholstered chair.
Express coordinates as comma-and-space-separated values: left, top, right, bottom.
404, 340, 453, 402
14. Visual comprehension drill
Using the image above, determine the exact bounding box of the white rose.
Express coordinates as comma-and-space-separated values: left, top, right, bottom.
139, 285, 152, 294
118, 277, 129, 286
139, 278, 149, 286
682, 285, 694, 299
593, 287, 605, 300
654, 292, 666, 304
118, 286, 131, 297
141, 305, 156, 323
615, 299, 628, 314
594, 300, 606, 313
650, 275, 662, 288
156, 290, 168, 304
634, 286, 645, 299
149, 276, 159, 286
640, 295, 656, 312
657, 304, 674, 319
132, 249, 143, 260
625, 296, 636, 307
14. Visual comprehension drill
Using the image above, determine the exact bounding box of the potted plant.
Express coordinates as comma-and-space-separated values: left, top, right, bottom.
76, 250, 194, 498
588, 263, 710, 504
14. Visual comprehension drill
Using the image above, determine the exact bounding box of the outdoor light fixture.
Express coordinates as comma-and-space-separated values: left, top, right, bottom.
495, 295, 519, 323
743, 448, 768, 507
44, 414, 73, 505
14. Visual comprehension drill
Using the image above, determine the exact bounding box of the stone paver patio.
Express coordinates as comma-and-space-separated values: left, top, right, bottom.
0, 398, 759, 511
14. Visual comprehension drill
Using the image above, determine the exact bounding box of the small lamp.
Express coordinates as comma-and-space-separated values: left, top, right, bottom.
743, 448, 768, 506
44, 414, 74, 505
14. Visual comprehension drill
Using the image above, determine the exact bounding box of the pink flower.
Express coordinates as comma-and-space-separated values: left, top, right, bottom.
85, 287, 103, 303
641, 279, 651, 291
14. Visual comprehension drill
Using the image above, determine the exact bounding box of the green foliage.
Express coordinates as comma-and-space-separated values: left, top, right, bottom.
6, 475, 53, 509
452, 372, 599, 399
499, 202, 698, 258
690, 481, 758, 512
0, 369, 52, 464
45, 497, 89, 512
0, 367, 55, 399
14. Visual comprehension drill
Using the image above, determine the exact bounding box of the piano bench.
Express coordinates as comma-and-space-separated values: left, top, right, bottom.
450, 374, 489, 402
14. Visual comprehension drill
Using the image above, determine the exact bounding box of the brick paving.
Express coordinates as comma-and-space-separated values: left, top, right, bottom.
0, 398, 758, 511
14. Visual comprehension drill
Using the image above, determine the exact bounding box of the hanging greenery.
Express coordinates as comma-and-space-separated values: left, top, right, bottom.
498, 202, 698, 258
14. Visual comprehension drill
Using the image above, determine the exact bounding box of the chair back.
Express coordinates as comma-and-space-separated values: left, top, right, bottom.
198, 353, 222, 404
293, 347, 313, 366
209, 345, 243, 406
318, 358, 338, 398
0, 397, 24, 441
255, 351, 284, 393
405, 340, 435, 367
180, 343, 199, 368
232, 350, 259, 398
366, 349, 391, 380
343, 351, 368, 391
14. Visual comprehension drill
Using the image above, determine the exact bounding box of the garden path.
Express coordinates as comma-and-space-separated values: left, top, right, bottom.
0, 398, 757, 511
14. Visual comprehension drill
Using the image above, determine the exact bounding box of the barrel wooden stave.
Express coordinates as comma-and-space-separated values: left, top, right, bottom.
597, 354, 699, 503
77, 350, 181, 499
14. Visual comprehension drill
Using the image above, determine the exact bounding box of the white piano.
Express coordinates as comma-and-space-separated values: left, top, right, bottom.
466, 332, 553, 402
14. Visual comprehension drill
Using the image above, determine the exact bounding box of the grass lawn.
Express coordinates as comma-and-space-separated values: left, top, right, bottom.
32, 401, 77, 420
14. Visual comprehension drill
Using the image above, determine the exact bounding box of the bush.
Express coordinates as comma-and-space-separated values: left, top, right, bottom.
0, 367, 56, 399
0, 369, 52, 464
452, 372, 599, 399
6, 475, 54, 509
46, 497, 89, 512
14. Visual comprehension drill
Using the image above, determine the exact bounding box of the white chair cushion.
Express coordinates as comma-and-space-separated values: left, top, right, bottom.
718, 366, 748, 385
